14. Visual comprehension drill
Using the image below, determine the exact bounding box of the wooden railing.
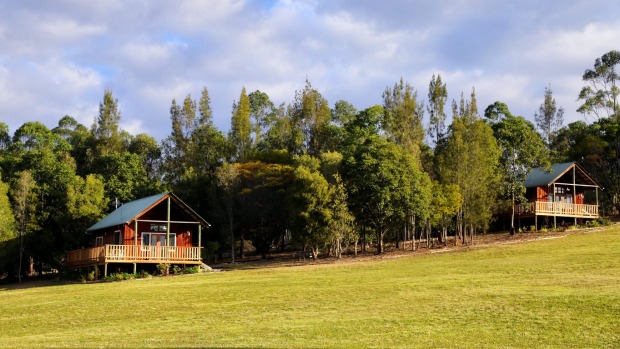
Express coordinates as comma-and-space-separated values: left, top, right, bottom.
66, 245, 202, 266
515, 201, 598, 217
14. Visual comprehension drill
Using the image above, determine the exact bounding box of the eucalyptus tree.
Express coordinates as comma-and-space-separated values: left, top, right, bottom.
52, 116, 91, 175
534, 85, 564, 148
12, 171, 38, 282
248, 90, 277, 148
343, 134, 428, 254
382, 78, 425, 157
0, 175, 16, 274
577, 50, 620, 120
215, 162, 239, 262
427, 74, 448, 147
436, 90, 500, 244
62, 174, 107, 250
128, 133, 162, 180
485, 101, 549, 235
289, 161, 333, 259
229, 87, 253, 162
92, 89, 123, 157
288, 79, 332, 155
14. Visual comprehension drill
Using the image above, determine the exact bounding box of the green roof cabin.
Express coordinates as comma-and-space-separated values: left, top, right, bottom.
515, 162, 602, 228
66, 192, 209, 276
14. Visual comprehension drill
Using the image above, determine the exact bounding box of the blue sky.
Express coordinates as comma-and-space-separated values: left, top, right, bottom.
1, 0, 619, 140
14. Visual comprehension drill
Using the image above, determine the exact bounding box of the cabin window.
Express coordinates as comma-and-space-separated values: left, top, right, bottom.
114, 231, 122, 245
95, 236, 104, 247
142, 233, 176, 248
149, 223, 167, 232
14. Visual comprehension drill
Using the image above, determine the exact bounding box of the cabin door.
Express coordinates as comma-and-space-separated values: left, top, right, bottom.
151, 233, 166, 258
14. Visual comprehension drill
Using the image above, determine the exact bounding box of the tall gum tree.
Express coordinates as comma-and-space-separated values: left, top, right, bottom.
577, 50, 620, 120
485, 101, 549, 235
437, 89, 500, 244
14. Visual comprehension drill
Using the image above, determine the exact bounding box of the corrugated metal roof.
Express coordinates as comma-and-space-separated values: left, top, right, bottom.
86, 193, 168, 232
523, 162, 575, 188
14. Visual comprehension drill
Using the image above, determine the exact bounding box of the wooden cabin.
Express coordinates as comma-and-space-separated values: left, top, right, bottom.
66, 192, 209, 275
515, 162, 602, 228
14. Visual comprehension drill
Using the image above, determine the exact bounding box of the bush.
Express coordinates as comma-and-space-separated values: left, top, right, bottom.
185, 266, 200, 274
156, 263, 170, 276
596, 217, 612, 226
171, 265, 182, 275
139, 270, 152, 279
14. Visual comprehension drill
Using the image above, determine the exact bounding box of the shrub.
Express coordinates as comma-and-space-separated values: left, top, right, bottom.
185, 266, 200, 274
171, 265, 182, 275
597, 217, 612, 226
139, 270, 152, 278
156, 263, 170, 276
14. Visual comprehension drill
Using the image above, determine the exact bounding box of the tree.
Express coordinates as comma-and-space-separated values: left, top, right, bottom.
382, 78, 425, 157
229, 87, 253, 161
288, 79, 332, 155
0, 175, 16, 273
235, 161, 294, 259
332, 100, 358, 126
289, 162, 333, 259
92, 89, 123, 156
534, 85, 564, 148
436, 90, 500, 244
485, 101, 549, 235
128, 133, 162, 180
429, 181, 462, 245
12, 171, 38, 282
248, 90, 277, 148
343, 135, 425, 254
327, 174, 357, 258
577, 50, 620, 119
215, 162, 239, 263
63, 174, 107, 250
427, 74, 448, 147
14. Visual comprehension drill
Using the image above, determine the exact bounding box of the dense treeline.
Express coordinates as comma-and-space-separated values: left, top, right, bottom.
1, 50, 619, 280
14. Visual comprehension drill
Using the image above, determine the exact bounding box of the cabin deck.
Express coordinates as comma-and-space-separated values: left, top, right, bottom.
66, 245, 202, 267
515, 201, 598, 219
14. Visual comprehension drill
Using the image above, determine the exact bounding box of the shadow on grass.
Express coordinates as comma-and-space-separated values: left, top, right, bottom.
0, 274, 68, 291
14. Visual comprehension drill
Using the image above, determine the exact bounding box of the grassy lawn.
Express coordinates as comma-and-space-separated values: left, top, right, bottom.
1, 227, 619, 348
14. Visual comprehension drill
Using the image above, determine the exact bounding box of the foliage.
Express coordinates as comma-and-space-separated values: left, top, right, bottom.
235, 161, 294, 258
382, 78, 425, 157
577, 50, 620, 119
156, 263, 170, 276
485, 101, 549, 233
437, 90, 500, 242
427, 74, 448, 146
229, 87, 253, 161
343, 135, 429, 253
534, 85, 564, 148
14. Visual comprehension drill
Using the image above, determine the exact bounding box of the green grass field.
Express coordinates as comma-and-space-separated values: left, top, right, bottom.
1, 227, 620, 348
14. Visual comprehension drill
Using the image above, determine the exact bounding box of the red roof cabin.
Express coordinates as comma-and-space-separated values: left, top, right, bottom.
66, 192, 209, 276
515, 162, 602, 228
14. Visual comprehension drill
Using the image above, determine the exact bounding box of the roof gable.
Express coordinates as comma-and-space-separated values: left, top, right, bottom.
524, 162, 600, 188
86, 192, 209, 232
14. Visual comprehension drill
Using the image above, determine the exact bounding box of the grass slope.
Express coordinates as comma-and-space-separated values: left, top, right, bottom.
1, 228, 619, 348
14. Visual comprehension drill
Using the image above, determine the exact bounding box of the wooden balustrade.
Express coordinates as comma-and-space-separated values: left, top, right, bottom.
66, 245, 202, 267
515, 201, 598, 218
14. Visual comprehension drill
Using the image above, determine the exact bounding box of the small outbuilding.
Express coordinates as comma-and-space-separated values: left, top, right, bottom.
66, 192, 209, 275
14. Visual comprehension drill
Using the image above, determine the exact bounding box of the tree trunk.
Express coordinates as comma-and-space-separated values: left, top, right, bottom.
376, 229, 384, 254
311, 244, 319, 260
239, 231, 245, 259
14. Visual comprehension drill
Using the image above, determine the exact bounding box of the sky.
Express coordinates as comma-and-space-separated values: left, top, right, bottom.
1, 0, 619, 141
